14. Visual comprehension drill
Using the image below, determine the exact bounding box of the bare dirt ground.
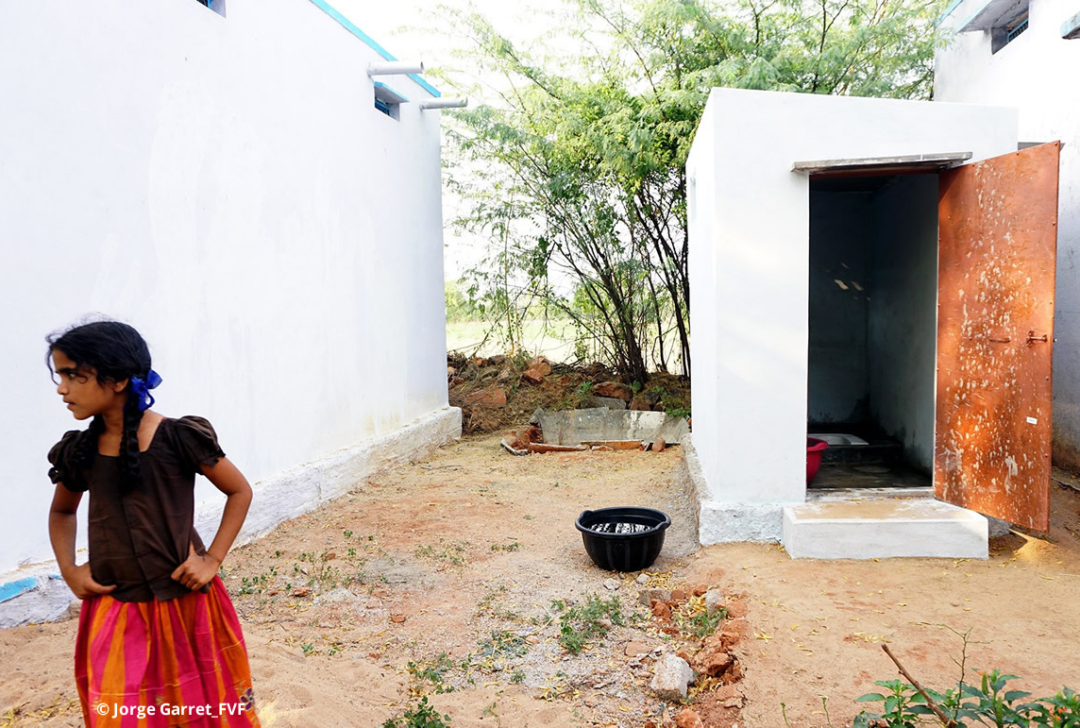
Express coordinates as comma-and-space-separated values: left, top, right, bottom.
3, 434, 1080, 728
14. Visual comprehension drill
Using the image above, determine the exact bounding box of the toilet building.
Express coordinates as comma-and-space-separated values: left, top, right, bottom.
685, 88, 1060, 558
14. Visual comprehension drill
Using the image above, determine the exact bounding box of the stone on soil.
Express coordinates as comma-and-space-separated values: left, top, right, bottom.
650, 653, 695, 700
530, 356, 553, 376
464, 387, 507, 408
594, 381, 632, 401
523, 367, 546, 384
675, 708, 705, 728
705, 589, 725, 614
638, 588, 671, 607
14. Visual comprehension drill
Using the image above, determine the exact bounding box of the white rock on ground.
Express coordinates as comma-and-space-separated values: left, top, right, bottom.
603, 578, 620, 591
650, 653, 695, 700
705, 588, 725, 614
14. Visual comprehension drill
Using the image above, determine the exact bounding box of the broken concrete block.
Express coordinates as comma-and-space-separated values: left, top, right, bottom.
532, 407, 689, 446
650, 653, 695, 700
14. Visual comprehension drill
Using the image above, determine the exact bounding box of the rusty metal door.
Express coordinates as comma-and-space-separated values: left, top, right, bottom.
935, 142, 1060, 531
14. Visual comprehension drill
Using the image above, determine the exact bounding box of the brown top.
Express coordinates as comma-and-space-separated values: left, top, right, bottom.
48, 416, 225, 603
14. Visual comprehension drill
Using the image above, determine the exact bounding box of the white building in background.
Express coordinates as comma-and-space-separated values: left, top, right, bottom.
936, 0, 1080, 471
0, 0, 460, 625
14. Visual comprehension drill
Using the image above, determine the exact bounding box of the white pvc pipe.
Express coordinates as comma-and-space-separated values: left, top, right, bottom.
419, 98, 468, 110
367, 61, 424, 76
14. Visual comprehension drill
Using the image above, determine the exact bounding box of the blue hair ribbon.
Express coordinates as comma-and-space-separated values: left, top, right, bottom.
130, 370, 162, 412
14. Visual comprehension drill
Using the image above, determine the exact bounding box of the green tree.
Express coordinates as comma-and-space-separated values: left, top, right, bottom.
443, 0, 943, 382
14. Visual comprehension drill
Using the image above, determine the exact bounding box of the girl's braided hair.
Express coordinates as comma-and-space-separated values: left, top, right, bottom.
47, 321, 153, 493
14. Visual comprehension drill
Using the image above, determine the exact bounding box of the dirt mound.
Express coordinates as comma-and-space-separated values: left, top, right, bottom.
447, 353, 691, 435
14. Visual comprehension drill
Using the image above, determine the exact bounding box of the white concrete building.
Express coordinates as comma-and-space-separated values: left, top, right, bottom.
686, 88, 1060, 558
0, 0, 459, 624
935, 0, 1080, 472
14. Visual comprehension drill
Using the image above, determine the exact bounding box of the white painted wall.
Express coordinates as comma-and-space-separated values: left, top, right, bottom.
0, 0, 450, 575
687, 88, 1017, 540
936, 0, 1080, 470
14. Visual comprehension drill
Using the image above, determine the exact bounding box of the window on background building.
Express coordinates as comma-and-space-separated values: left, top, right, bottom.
991, 4, 1029, 52
195, 0, 226, 17
373, 82, 407, 120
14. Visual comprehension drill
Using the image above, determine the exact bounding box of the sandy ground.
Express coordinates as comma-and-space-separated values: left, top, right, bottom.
3, 434, 1080, 727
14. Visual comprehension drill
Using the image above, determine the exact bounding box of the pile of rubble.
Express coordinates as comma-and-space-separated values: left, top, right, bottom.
638, 582, 747, 727
448, 353, 691, 436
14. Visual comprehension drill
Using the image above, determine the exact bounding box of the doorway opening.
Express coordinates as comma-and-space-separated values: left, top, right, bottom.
807, 173, 939, 489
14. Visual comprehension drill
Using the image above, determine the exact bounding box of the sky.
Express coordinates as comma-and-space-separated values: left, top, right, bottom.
333, 1, 541, 78
332, 1, 562, 281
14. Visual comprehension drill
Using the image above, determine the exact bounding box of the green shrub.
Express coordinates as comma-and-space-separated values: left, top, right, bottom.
382, 696, 451, 728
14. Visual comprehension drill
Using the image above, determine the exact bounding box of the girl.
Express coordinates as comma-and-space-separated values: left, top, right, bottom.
46, 321, 260, 727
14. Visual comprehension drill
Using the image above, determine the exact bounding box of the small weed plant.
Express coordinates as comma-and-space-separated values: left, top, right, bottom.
664, 406, 692, 420
382, 697, 451, 728
478, 630, 528, 659
787, 629, 1080, 728
415, 541, 468, 567
551, 595, 624, 655
406, 654, 456, 695
854, 673, 1080, 728
678, 605, 726, 640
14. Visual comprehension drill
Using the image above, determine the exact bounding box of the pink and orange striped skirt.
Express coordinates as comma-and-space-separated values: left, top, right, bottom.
75, 577, 259, 727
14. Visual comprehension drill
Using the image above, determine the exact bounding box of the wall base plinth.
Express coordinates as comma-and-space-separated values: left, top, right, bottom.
0, 406, 462, 628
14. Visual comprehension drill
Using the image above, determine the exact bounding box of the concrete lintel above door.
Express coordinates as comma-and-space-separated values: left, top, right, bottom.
791, 152, 973, 177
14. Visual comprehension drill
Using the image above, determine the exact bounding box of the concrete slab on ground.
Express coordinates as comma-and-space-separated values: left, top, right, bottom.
782, 493, 989, 559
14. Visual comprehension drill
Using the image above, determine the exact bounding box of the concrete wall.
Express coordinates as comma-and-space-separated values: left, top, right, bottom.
687, 88, 1017, 542
0, 0, 452, 577
868, 176, 940, 472
807, 189, 873, 424
936, 0, 1080, 470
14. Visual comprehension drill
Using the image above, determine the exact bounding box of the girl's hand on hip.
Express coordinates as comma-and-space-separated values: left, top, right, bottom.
171, 543, 221, 591
62, 563, 116, 600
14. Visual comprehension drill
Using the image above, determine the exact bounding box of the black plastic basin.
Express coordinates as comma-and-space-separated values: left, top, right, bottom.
575, 507, 671, 572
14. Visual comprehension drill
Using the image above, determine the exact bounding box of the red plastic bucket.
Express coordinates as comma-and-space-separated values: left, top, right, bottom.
806, 437, 829, 484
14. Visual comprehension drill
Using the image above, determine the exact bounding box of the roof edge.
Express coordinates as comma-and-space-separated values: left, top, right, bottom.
305, 0, 442, 98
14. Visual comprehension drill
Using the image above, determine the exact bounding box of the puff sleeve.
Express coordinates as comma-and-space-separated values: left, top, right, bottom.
48, 430, 89, 492
173, 416, 226, 474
